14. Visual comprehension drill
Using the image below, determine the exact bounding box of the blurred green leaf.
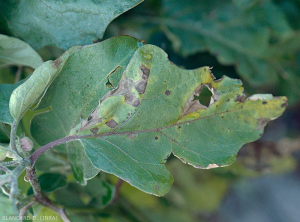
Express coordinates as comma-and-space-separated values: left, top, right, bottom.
0, 122, 9, 142
0, 197, 18, 220
0, 0, 143, 50
53, 175, 115, 209
35, 207, 64, 222
27, 173, 67, 195
0, 34, 43, 69
0, 81, 24, 124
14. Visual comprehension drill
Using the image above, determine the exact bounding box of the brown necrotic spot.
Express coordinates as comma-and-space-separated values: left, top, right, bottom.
262, 101, 267, 104
135, 80, 147, 94
155, 136, 158, 140
140, 65, 150, 76
90, 127, 99, 134
125, 93, 140, 107
127, 133, 136, 139
256, 118, 270, 130
51, 58, 62, 69
165, 90, 171, 96
281, 100, 288, 107
235, 95, 246, 102
106, 119, 118, 128
155, 185, 159, 190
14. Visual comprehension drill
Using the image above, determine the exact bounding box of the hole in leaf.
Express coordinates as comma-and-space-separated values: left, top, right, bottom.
105, 78, 113, 88
193, 85, 212, 107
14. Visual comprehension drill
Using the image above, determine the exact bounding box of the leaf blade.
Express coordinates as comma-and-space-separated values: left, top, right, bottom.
30, 36, 143, 183
0, 0, 143, 50
0, 34, 43, 69
71, 43, 287, 195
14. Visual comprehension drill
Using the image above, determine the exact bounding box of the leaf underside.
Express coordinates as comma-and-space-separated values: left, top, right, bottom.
30, 36, 287, 196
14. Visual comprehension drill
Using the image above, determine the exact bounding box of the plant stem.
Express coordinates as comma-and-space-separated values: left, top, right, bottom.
19, 201, 35, 219
0, 160, 20, 167
0, 165, 10, 173
10, 119, 23, 159
0, 185, 10, 196
25, 166, 70, 222
15, 66, 23, 83
10, 176, 18, 213
29, 135, 79, 165
113, 179, 124, 202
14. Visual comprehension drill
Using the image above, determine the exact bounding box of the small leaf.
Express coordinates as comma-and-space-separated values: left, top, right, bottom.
27, 173, 67, 195
0, 0, 143, 50
9, 46, 81, 120
0, 81, 24, 124
0, 34, 43, 69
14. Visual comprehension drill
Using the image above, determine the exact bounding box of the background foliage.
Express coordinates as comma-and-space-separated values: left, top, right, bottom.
1, 0, 300, 221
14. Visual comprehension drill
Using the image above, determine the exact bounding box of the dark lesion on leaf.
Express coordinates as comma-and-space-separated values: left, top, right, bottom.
106, 119, 118, 128
235, 94, 246, 102
135, 65, 150, 94
125, 92, 140, 107
140, 65, 150, 76
90, 127, 99, 134
135, 80, 147, 94
256, 118, 270, 130
165, 90, 171, 96
51, 58, 62, 69
155, 136, 158, 140
281, 99, 288, 107
127, 133, 136, 139
181, 84, 207, 117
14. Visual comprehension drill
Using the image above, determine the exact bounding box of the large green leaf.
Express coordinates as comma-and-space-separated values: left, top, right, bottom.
31, 36, 143, 183
0, 34, 43, 69
31, 37, 286, 196
0, 0, 143, 50
70, 44, 286, 196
